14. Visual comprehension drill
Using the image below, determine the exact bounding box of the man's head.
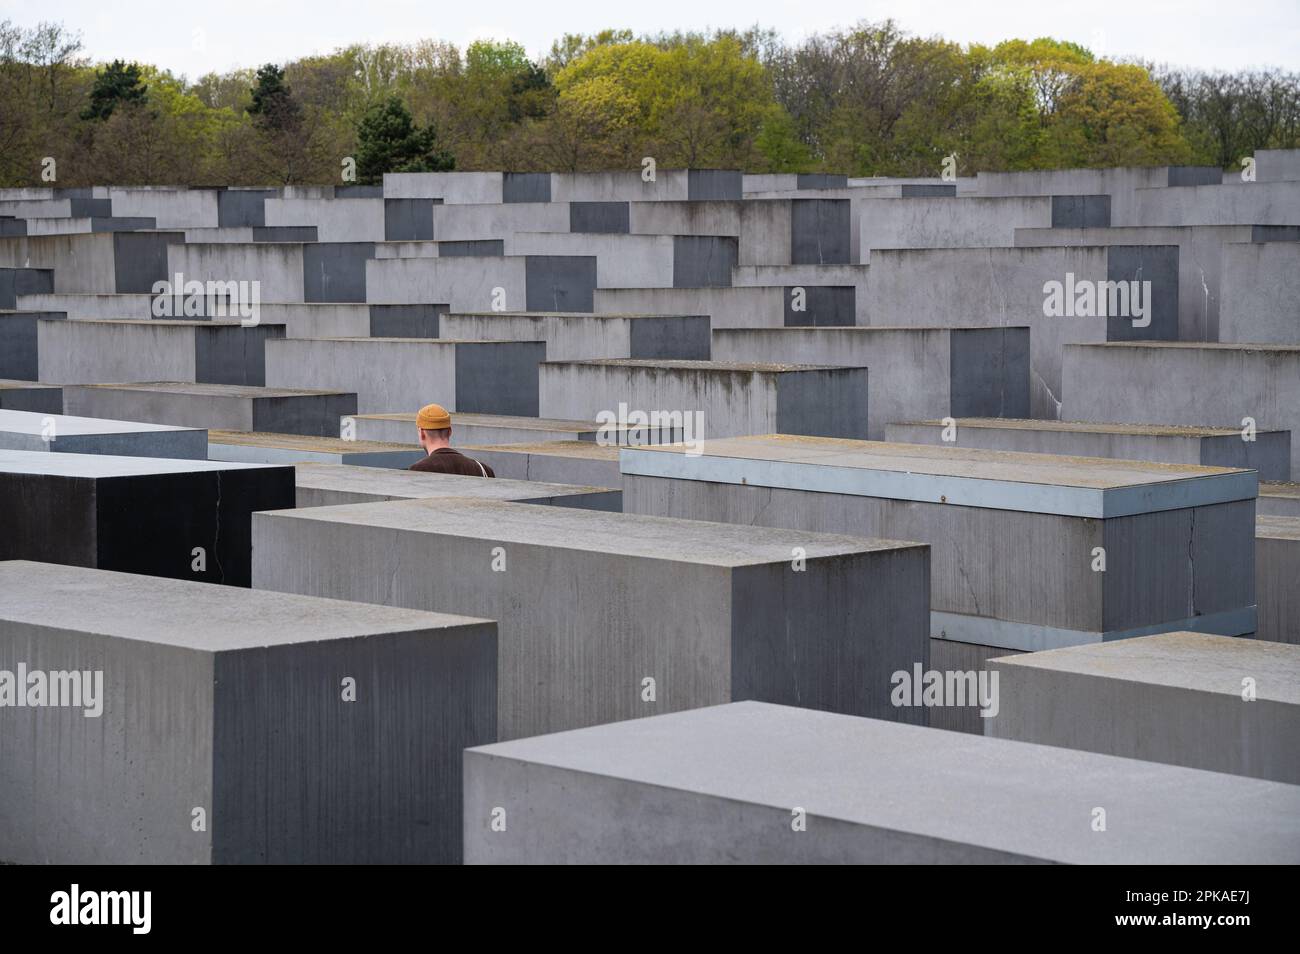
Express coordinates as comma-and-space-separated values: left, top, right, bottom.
416, 403, 452, 453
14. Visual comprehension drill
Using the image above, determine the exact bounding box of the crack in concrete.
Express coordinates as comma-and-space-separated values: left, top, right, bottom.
954, 544, 982, 617
1032, 369, 1063, 418
1187, 508, 1197, 617
212, 470, 225, 584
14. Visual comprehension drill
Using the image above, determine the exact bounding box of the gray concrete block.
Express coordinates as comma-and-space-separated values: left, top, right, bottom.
207, 431, 425, 468
713, 327, 1029, 440
0, 311, 64, 380
1061, 342, 1300, 479
0, 409, 205, 459
0, 266, 54, 308
1106, 245, 1179, 342
987, 632, 1299, 782
503, 172, 552, 204
463, 700, 1300, 864
621, 435, 1257, 651
293, 462, 620, 510
782, 285, 856, 326
216, 189, 274, 228
0, 449, 294, 586
303, 242, 375, 303
1051, 195, 1111, 228
459, 441, 621, 485
37, 319, 282, 386
539, 359, 870, 440
569, 201, 630, 234
384, 198, 435, 241
671, 236, 737, 287
524, 255, 596, 312
790, 199, 851, 265
368, 303, 445, 338
1260, 481, 1300, 517
0, 560, 495, 864
0, 380, 61, 413
886, 418, 1291, 482
1219, 242, 1300, 344
439, 312, 710, 360
265, 337, 543, 416
254, 497, 929, 739
351, 412, 679, 447
1257, 515, 1300, 645
63, 383, 356, 437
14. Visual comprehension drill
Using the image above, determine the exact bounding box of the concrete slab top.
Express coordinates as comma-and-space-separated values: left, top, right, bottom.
0, 380, 60, 391
71, 382, 350, 398
621, 435, 1257, 517
1068, 342, 1300, 354
542, 359, 860, 372
0, 409, 199, 436
466, 701, 1300, 864
462, 441, 619, 460
0, 448, 280, 478
263, 497, 924, 564
354, 412, 605, 431
1257, 514, 1300, 540
897, 417, 1266, 438
43, 318, 253, 328
279, 337, 541, 346
1262, 481, 1300, 500
0, 560, 491, 650
294, 462, 614, 499
715, 325, 1030, 335
209, 430, 415, 454
448, 312, 705, 320
991, 632, 1300, 704
626, 435, 1247, 487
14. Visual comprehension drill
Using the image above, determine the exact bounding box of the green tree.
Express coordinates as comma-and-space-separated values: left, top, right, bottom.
80, 59, 147, 120
354, 95, 454, 184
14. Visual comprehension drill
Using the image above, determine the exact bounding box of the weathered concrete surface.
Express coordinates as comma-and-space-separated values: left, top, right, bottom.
62, 383, 356, 437
207, 431, 425, 468
458, 441, 621, 486
463, 700, 1300, 864
0, 560, 496, 864
1257, 515, 1300, 645
293, 462, 620, 511
539, 359, 870, 440
1061, 342, 1300, 479
713, 327, 1029, 440
0, 380, 61, 413
0, 311, 64, 380
439, 312, 711, 360
38, 319, 282, 386
1260, 481, 1300, 517
595, 285, 854, 329
0, 449, 294, 586
864, 246, 1179, 418
265, 337, 544, 415
253, 497, 930, 740
351, 411, 678, 447
1218, 242, 1300, 344
886, 417, 1291, 481
0, 409, 206, 459
987, 632, 1300, 782
622, 435, 1257, 650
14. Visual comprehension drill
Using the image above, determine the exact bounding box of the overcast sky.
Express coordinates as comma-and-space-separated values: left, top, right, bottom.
4, 0, 1296, 79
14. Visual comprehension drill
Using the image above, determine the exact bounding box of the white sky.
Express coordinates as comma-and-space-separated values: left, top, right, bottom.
3, 0, 1296, 79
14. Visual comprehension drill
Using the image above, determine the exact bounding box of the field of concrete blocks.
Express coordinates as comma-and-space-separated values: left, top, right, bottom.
0, 158, 1298, 864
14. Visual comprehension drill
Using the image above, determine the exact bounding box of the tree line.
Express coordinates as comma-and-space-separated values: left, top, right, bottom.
1, 18, 1297, 187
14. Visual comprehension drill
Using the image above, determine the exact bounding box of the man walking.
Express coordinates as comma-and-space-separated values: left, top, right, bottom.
408, 403, 496, 477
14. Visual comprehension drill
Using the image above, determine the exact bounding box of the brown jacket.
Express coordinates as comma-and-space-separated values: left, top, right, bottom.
409, 447, 496, 477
